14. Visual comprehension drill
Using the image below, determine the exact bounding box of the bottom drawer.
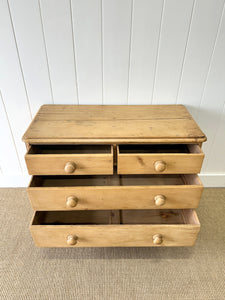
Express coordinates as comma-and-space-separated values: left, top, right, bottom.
30, 209, 200, 247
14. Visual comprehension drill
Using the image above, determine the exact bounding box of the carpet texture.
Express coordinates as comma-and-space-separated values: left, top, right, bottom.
0, 188, 224, 300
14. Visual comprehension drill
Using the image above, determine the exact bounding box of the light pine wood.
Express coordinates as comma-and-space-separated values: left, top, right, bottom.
154, 195, 166, 206
25, 145, 113, 175
31, 225, 200, 247
64, 162, 76, 173
66, 196, 78, 208
22, 105, 206, 143
25, 142, 31, 151
67, 235, 78, 245
154, 161, 167, 172
27, 174, 203, 210
23, 105, 206, 248
24, 104, 195, 119
31, 210, 121, 225
30, 209, 200, 247
117, 145, 204, 174
120, 209, 198, 224
25, 138, 207, 144
152, 234, 163, 245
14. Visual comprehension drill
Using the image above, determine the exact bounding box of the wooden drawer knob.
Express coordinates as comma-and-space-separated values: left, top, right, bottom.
154, 195, 166, 206
66, 196, 78, 208
67, 235, 78, 246
153, 234, 163, 245
154, 160, 166, 172
64, 162, 76, 173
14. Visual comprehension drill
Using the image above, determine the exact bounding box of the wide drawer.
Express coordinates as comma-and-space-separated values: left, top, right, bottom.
30, 209, 200, 247
28, 174, 203, 210
117, 144, 204, 174
25, 145, 113, 175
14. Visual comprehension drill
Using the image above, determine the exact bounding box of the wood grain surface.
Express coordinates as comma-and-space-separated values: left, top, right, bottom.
22, 105, 207, 143
28, 174, 203, 210
30, 209, 200, 247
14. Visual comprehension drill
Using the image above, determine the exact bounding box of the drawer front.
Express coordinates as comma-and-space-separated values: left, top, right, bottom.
28, 185, 203, 210
30, 210, 200, 247
25, 145, 113, 175
31, 225, 200, 247
28, 175, 203, 210
117, 144, 204, 174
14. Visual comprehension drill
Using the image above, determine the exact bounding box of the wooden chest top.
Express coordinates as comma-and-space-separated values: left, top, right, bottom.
22, 105, 206, 144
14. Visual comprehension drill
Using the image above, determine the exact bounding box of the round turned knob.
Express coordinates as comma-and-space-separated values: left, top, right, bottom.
153, 234, 163, 245
154, 195, 166, 206
154, 160, 166, 172
66, 196, 78, 208
67, 235, 78, 246
64, 162, 76, 173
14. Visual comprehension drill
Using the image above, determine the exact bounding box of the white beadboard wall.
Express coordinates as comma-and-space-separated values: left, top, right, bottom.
0, 0, 225, 187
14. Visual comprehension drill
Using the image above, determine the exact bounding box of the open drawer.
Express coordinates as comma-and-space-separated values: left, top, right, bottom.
117, 144, 204, 174
30, 209, 200, 247
25, 145, 113, 175
28, 174, 203, 210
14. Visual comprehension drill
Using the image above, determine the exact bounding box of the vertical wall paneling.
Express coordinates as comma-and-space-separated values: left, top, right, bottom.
8, 0, 53, 117
128, 0, 163, 104
0, 92, 21, 174
152, 0, 194, 104
206, 104, 225, 173
1, 1, 225, 186
0, 0, 31, 172
197, 8, 225, 172
103, 0, 132, 104
177, 0, 225, 119
40, 0, 78, 104
71, 0, 102, 104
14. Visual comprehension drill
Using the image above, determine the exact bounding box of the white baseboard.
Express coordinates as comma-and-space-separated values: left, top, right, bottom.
0, 174, 31, 187
199, 173, 225, 187
0, 173, 224, 188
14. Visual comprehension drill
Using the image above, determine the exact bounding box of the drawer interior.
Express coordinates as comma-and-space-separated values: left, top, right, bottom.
32, 209, 199, 225
27, 144, 112, 154
118, 144, 201, 154
30, 174, 201, 187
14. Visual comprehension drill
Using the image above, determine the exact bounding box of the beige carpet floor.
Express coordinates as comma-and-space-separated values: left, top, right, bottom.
0, 188, 224, 300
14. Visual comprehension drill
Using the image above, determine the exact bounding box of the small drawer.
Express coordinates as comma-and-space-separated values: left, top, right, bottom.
25, 145, 113, 175
28, 174, 203, 210
117, 144, 204, 174
30, 209, 200, 247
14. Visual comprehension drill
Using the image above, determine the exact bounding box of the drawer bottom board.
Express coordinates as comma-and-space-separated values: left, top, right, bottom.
30, 209, 200, 247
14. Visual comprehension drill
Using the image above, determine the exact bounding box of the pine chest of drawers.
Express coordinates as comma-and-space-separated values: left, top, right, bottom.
23, 105, 206, 247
